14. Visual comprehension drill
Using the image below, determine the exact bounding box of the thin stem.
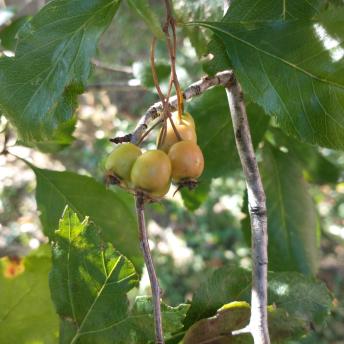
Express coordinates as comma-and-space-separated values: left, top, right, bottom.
163, 0, 184, 119
150, 36, 181, 144
150, 37, 166, 102
135, 194, 164, 344
130, 71, 234, 144
225, 76, 270, 344
138, 119, 164, 145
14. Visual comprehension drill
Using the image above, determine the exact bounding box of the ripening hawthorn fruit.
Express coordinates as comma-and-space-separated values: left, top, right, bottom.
168, 141, 204, 182
105, 143, 142, 182
157, 118, 197, 153
131, 150, 172, 196
171, 111, 195, 129
150, 180, 171, 199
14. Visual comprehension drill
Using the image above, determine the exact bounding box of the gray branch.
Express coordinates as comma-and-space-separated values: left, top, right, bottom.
225, 77, 270, 344
92, 58, 133, 74
86, 81, 144, 91
130, 70, 234, 144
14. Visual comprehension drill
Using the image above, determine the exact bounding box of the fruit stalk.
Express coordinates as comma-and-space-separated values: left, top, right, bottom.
225, 76, 270, 344
135, 193, 164, 344
130, 71, 234, 144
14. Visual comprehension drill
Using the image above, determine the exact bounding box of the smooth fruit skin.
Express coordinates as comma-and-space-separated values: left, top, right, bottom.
168, 141, 204, 182
171, 111, 195, 129
150, 180, 171, 199
157, 122, 197, 153
131, 150, 172, 192
105, 143, 142, 181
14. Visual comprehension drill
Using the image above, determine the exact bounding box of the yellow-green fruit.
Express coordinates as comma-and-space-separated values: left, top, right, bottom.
131, 150, 172, 193
171, 111, 195, 129
150, 180, 171, 199
157, 122, 197, 153
105, 143, 142, 181
168, 141, 204, 182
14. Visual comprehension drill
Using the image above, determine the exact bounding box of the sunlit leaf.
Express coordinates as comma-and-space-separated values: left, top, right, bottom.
51, 208, 188, 343
50, 207, 139, 343
199, 8, 344, 149
174, 0, 224, 57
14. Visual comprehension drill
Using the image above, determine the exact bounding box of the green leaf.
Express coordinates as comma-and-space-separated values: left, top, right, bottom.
181, 180, 211, 211
183, 266, 251, 330
51, 209, 189, 343
116, 296, 189, 343
50, 207, 139, 343
268, 272, 332, 326
127, 0, 164, 39
184, 302, 251, 344
0, 16, 30, 51
204, 0, 323, 75
269, 128, 340, 184
224, 0, 324, 21
174, 0, 224, 57
186, 87, 269, 181
199, 8, 344, 149
259, 143, 318, 275
28, 164, 142, 271
177, 266, 331, 343
0, 245, 59, 343
18, 114, 76, 153
183, 302, 308, 344
203, 36, 232, 76
0, 0, 121, 145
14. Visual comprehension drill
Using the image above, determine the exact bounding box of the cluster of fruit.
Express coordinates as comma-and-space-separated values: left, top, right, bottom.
105, 112, 204, 199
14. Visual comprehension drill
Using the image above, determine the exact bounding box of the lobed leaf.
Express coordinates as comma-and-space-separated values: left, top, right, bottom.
50, 207, 139, 343
51, 208, 188, 343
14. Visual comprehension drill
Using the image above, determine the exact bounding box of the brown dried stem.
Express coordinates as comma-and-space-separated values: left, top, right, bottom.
130, 70, 234, 144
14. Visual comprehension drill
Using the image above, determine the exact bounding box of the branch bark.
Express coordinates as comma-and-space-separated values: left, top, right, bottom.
130, 70, 233, 144
135, 193, 164, 344
86, 81, 144, 91
225, 76, 270, 344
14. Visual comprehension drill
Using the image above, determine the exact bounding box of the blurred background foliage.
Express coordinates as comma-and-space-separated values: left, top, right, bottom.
0, 0, 343, 343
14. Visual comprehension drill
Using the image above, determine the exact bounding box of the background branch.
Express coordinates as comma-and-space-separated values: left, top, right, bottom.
135, 194, 164, 344
225, 77, 270, 344
91, 58, 133, 74
86, 81, 144, 91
